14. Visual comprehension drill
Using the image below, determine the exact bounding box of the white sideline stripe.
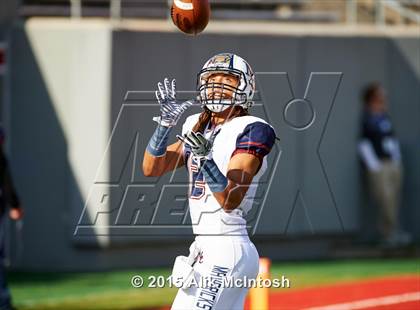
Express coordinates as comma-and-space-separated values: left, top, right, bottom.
305, 292, 420, 310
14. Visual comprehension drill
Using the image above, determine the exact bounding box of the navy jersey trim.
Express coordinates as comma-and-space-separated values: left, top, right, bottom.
232, 121, 276, 158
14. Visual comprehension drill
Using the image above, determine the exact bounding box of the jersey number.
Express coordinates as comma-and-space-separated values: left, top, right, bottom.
190, 157, 206, 200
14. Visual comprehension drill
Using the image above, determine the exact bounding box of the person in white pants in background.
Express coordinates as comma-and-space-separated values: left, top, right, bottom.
358, 82, 411, 247
143, 53, 278, 309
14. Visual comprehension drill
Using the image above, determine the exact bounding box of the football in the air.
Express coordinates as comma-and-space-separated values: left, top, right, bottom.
171, 0, 210, 35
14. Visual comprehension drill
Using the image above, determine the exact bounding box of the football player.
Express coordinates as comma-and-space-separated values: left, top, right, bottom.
143, 53, 277, 309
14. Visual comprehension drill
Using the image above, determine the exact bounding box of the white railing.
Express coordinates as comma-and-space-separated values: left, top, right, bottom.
110, 0, 122, 20
70, 0, 81, 19
69, 0, 121, 20
378, 0, 420, 25
67, 0, 420, 25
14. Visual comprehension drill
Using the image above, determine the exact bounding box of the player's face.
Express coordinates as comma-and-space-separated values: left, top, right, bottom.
205, 73, 239, 101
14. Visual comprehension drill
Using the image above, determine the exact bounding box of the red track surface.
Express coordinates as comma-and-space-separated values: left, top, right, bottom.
154, 275, 419, 310
245, 275, 420, 310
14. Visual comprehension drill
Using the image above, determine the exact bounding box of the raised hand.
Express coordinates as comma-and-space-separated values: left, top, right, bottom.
153, 78, 194, 127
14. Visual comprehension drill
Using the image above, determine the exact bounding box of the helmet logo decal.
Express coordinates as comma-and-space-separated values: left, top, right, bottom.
208, 54, 232, 66
229, 54, 234, 69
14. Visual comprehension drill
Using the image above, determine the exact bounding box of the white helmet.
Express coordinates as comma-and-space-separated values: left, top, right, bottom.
197, 53, 256, 113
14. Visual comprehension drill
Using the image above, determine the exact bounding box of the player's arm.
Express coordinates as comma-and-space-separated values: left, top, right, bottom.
212, 122, 276, 211
0, 145, 24, 220
143, 140, 184, 177
212, 153, 260, 211
178, 122, 276, 211
142, 78, 193, 177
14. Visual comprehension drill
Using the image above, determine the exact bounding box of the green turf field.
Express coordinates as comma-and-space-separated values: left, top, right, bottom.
9, 258, 420, 310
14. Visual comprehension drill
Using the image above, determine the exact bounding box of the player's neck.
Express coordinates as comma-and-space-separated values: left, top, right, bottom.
210, 107, 235, 127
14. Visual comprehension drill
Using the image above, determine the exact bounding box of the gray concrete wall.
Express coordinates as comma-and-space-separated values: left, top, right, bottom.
110, 30, 420, 238
8, 19, 191, 270
7, 19, 420, 270
0, 0, 18, 26
387, 38, 420, 239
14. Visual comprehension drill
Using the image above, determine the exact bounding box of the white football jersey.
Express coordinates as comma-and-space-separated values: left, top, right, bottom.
181, 113, 276, 235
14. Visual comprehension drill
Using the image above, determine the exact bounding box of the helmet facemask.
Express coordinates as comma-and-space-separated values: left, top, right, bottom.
198, 69, 250, 113
196, 53, 256, 113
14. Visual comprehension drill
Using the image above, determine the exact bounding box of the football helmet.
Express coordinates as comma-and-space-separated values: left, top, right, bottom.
197, 53, 256, 113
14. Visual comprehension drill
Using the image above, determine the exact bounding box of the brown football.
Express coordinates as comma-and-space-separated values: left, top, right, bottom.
171, 0, 210, 35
